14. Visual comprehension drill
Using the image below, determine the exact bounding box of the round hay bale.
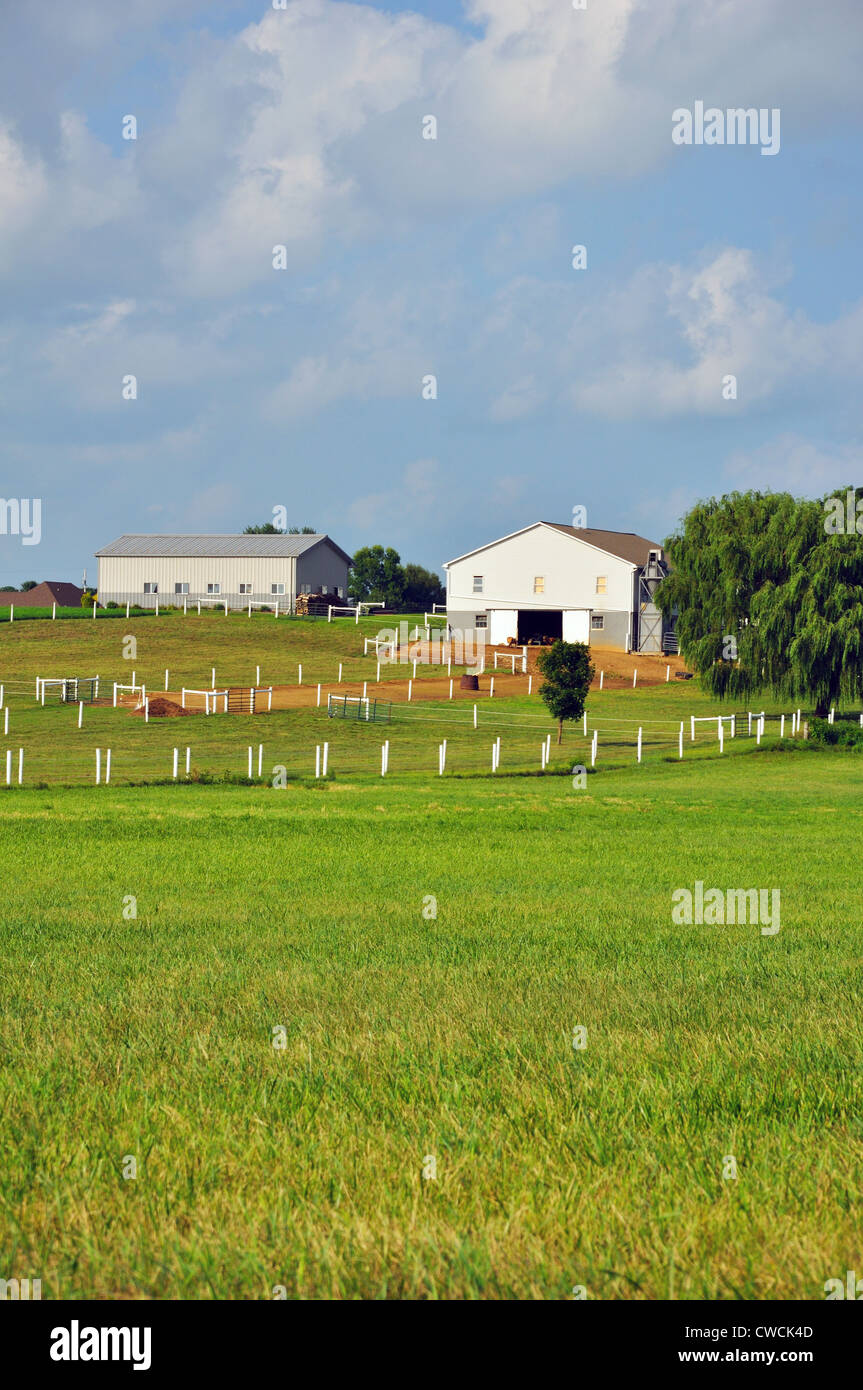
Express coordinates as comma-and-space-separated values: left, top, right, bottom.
460, 673, 479, 690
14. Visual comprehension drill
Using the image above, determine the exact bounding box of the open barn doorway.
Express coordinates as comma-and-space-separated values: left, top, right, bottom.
518, 609, 562, 644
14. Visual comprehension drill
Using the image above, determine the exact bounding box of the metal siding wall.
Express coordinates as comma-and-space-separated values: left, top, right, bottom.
96, 554, 297, 604
588, 611, 629, 650
295, 543, 349, 597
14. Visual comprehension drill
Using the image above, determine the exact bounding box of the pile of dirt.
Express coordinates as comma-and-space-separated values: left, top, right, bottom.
130, 697, 196, 718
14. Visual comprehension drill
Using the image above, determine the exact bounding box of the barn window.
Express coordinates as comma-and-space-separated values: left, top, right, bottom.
271, 583, 285, 595
239, 584, 252, 595
143, 582, 158, 595
591, 614, 604, 630
207, 583, 221, 595
595, 576, 607, 594
533, 576, 545, 594
174, 582, 189, 594
475, 614, 488, 628
473, 575, 483, 593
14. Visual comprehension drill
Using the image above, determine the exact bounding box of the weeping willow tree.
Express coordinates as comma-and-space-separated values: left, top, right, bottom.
656, 488, 863, 717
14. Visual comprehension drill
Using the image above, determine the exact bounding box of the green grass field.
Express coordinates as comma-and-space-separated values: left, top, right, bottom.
1, 614, 861, 1299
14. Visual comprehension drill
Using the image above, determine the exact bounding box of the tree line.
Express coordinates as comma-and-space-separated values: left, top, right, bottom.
243, 524, 444, 610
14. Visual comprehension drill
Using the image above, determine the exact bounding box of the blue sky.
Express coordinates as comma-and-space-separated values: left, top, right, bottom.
1, 0, 861, 587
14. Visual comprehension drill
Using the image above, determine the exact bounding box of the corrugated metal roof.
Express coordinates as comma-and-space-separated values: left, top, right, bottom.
95, 534, 352, 562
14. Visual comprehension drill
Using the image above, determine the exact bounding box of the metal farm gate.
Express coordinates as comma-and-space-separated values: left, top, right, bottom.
226, 687, 272, 714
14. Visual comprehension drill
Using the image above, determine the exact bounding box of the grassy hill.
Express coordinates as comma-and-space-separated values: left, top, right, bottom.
0, 613, 860, 1298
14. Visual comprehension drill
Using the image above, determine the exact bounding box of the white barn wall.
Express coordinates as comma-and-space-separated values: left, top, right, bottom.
446, 524, 637, 650
447, 526, 635, 612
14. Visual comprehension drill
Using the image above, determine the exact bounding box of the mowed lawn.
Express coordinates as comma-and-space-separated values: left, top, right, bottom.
1, 752, 861, 1300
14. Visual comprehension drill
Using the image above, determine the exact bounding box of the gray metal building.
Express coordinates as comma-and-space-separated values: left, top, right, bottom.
95, 533, 352, 611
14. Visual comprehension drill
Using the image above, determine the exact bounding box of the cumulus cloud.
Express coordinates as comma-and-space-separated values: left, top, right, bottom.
2, 0, 863, 294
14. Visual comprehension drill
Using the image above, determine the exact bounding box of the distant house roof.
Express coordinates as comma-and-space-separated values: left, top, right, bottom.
444, 522, 663, 569
9, 581, 84, 607
95, 533, 353, 564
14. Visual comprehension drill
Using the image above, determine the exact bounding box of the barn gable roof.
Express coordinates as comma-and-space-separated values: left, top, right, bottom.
444, 522, 663, 569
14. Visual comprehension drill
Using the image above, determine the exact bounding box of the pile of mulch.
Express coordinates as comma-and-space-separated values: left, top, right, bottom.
130, 697, 196, 718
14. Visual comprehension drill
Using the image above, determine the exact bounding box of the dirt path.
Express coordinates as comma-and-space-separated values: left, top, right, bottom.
164, 650, 689, 713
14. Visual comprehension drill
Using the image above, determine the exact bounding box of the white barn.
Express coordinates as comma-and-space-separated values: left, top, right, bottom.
443, 522, 673, 652
95, 533, 352, 611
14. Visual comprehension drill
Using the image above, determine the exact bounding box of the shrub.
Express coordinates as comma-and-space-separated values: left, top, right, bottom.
808, 717, 863, 749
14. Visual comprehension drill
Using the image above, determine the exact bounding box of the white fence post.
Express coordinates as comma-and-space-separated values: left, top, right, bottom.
5, 749, 10, 785
599, 670, 604, 690
173, 748, 179, 780
338, 663, 343, 683
591, 730, 597, 766
322, 742, 328, 777
95, 748, 101, 784
78, 701, 83, 729
528, 675, 532, 695
678, 724, 683, 759
473, 702, 477, 729
186, 747, 191, 776
408, 680, 412, 702
691, 715, 695, 742
249, 746, 254, 779
317, 683, 321, 707
298, 664, 302, 685
637, 727, 642, 763
490, 677, 494, 698
258, 744, 263, 777
719, 723, 724, 754
449, 679, 453, 700
17, 748, 23, 784
666, 664, 670, 682
632, 668, 637, 688
780, 714, 785, 738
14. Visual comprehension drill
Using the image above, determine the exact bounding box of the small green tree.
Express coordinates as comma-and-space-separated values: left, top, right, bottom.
537, 641, 594, 744
349, 545, 405, 607
402, 563, 445, 610
20, 580, 38, 591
